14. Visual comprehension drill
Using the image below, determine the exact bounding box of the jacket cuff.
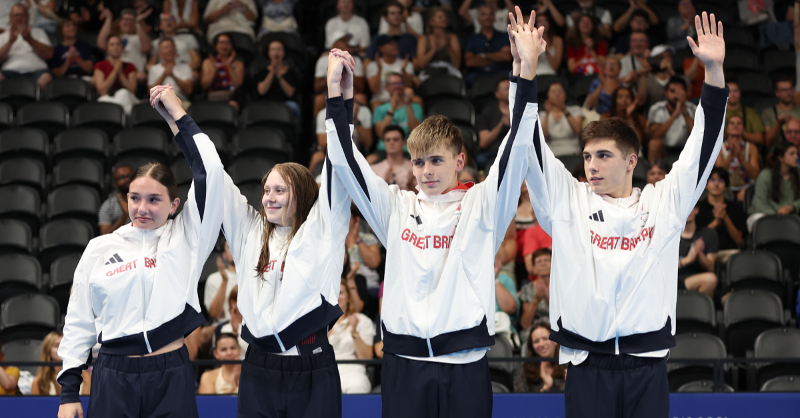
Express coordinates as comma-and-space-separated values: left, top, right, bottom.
515, 76, 538, 104
326, 95, 347, 124
57, 368, 83, 404
175, 114, 202, 138
509, 71, 519, 84
345, 98, 354, 125
700, 82, 729, 112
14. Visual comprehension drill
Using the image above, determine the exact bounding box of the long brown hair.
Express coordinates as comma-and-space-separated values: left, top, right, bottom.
36, 330, 63, 395
339, 277, 355, 316
255, 163, 319, 275
769, 142, 800, 203
523, 321, 564, 386
565, 14, 601, 49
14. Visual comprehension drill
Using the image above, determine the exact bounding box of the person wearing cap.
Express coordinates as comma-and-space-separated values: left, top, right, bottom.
635, 44, 682, 113
365, 1, 417, 63
618, 31, 650, 84
325, 0, 370, 55
367, 35, 418, 107
612, 1, 658, 35
613, 9, 659, 56
97, 8, 151, 81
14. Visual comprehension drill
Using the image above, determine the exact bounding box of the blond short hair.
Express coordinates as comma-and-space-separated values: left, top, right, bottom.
407, 115, 463, 158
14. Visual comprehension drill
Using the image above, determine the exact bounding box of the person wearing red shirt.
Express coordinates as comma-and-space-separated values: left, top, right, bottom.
92, 34, 137, 114
566, 14, 607, 75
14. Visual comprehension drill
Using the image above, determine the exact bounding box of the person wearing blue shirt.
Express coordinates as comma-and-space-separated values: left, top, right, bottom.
463, 4, 512, 85
50, 20, 95, 78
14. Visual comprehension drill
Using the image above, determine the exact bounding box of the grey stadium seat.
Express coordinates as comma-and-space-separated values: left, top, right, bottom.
752, 215, 800, 284
0, 254, 41, 306
232, 127, 291, 163
52, 128, 109, 167
1, 338, 42, 374
240, 101, 296, 139
426, 98, 475, 126
0, 185, 42, 234
47, 185, 101, 226
73, 102, 125, 139
38, 219, 94, 272
0, 77, 37, 111
17, 102, 70, 140
724, 250, 789, 306
0, 219, 33, 256
723, 290, 785, 357
667, 332, 727, 391
0, 158, 46, 193
47, 253, 81, 316
676, 380, 734, 393
750, 328, 800, 390
188, 102, 238, 138
228, 156, 277, 185
113, 128, 169, 165
0, 128, 49, 165
675, 289, 716, 335
130, 102, 173, 138
46, 78, 92, 111
52, 157, 106, 193
761, 376, 800, 392
0, 293, 60, 342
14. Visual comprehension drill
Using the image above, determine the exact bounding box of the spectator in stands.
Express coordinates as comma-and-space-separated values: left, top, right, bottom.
99, 165, 133, 235
255, 40, 300, 119
346, 205, 382, 299
724, 78, 765, 146
414, 7, 461, 79
565, 0, 612, 39
312, 95, 372, 170
635, 44, 677, 112
367, 36, 418, 107
379, 0, 422, 38
463, 4, 511, 85
372, 72, 422, 138
666, 0, 697, 51
65, 0, 105, 33
785, 118, 800, 149
314, 33, 367, 117
371, 125, 413, 190
148, 39, 194, 107
618, 32, 649, 84
458, 0, 513, 34
326, 0, 370, 54
258, 0, 298, 37
566, 14, 607, 75
198, 333, 241, 394
522, 214, 552, 283
795, 5, 800, 104
130, 0, 156, 33
330, 278, 375, 394
205, 243, 238, 323
218, 285, 248, 358
646, 159, 670, 185
0, 349, 19, 395
601, 86, 647, 143
678, 203, 718, 297
696, 167, 746, 262
458, 165, 478, 183
97, 8, 151, 81
748, 142, 800, 230
534, 12, 562, 76
647, 76, 696, 161
32, 331, 91, 396
683, 52, 704, 100
516, 320, 565, 393
540, 82, 584, 157
147, 12, 200, 75
715, 115, 760, 195
163, 0, 199, 32
535, 0, 566, 27
613, 9, 657, 55
25, 0, 59, 34
495, 260, 518, 318
0, 4, 53, 88
201, 33, 245, 109
520, 248, 551, 330
587, 55, 621, 114
366, 1, 418, 62
203, 0, 257, 43
476, 78, 510, 169
762, 77, 800, 148
612, 1, 657, 34
50, 20, 94, 79
93, 35, 138, 114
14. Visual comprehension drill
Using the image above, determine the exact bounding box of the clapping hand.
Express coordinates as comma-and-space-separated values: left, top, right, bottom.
712, 203, 727, 220
693, 237, 706, 255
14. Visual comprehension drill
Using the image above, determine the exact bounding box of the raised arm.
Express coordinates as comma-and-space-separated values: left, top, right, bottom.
663, 13, 728, 221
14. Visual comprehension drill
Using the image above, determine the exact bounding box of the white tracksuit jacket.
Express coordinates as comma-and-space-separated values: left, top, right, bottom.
220, 103, 352, 354
524, 82, 729, 365
56, 116, 225, 403
326, 75, 537, 363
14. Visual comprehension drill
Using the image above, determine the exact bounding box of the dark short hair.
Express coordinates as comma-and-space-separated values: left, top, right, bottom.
159, 37, 175, 48
215, 333, 238, 349
774, 76, 795, 90
665, 76, 687, 92
383, 0, 403, 16
709, 166, 729, 187
383, 124, 405, 140
131, 162, 178, 201
531, 248, 552, 262
650, 158, 672, 174
580, 117, 641, 158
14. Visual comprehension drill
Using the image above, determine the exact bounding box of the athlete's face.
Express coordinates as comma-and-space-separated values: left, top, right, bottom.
213, 336, 241, 361
128, 176, 180, 230
262, 171, 294, 227
411, 146, 465, 197
531, 327, 556, 357
583, 139, 637, 198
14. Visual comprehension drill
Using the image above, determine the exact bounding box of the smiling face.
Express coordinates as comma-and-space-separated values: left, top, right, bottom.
531, 327, 556, 357
213, 336, 241, 361
532, 253, 551, 278
578, 15, 594, 36
9, 5, 27, 28
159, 39, 177, 64
128, 176, 179, 230
412, 145, 464, 196
262, 170, 294, 227
583, 139, 637, 196
215, 34, 233, 57
120, 13, 136, 34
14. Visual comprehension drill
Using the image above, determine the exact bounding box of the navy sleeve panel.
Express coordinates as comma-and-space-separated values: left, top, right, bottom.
345, 97, 354, 125
499, 76, 539, 189
57, 365, 87, 404
508, 71, 519, 84
697, 82, 730, 186
175, 114, 208, 220
326, 154, 333, 209
327, 95, 371, 201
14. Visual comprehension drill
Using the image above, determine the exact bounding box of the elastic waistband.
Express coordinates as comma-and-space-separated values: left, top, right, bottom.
98, 303, 206, 356
244, 342, 336, 372
574, 352, 667, 370
95, 345, 191, 374
381, 316, 495, 358
550, 317, 676, 355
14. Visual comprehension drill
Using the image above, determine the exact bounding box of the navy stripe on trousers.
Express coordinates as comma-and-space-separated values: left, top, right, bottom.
565, 352, 669, 418
87, 345, 198, 418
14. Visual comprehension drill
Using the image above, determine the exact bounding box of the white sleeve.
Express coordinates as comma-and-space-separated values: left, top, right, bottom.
366, 61, 378, 78
324, 18, 335, 49
32, 28, 51, 46
316, 109, 327, 134
356, 314, 375, 345
204, 274, 221, 313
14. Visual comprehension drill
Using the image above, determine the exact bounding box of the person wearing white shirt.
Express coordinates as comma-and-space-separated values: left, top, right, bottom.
378, 0, 422, 37
458, 0, 513, 34
366, 36, 417, 105
97, 8, 151, 81
0, 4, 53, 88
325, 0, 370, 55
648, 77, 697, 159
313, 32, 366, 117
203, 242, 238, 323
203, 0, 257, 43
329, 278, 375, 394
148, 38, 194, 106
310, 96, 372, 172
148, 11, 200, 74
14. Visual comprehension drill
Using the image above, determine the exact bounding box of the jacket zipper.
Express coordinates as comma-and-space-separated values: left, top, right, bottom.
141, 229, 153, 353
424, 201, 436, 357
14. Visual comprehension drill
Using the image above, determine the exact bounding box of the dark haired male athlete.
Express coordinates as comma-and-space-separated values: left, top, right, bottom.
523, 13, 728, 417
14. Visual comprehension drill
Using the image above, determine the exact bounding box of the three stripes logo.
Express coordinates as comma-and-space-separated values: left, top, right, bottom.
589, 210, 605, 222
104, 253, 124, 265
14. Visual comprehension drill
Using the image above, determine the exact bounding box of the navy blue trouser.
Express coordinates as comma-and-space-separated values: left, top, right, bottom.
381, 353, 493, 418
565, 353, 669, 418
237, 344, 342, 418
87, 345, 198, 418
